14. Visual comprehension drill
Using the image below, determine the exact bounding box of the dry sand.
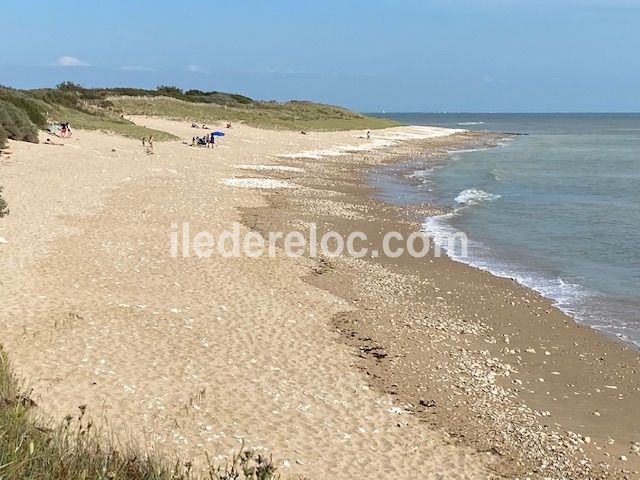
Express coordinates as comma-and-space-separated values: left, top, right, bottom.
0, 121, 495, 479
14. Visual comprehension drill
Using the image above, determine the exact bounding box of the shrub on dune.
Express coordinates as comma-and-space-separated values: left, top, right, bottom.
0, 89, 47, 128
0, 100, 39, 144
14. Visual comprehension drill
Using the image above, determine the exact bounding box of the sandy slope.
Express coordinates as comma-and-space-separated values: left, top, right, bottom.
0, 120, 493, 479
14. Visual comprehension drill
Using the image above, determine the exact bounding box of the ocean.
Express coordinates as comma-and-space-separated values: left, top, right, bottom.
375, 113, 640, 347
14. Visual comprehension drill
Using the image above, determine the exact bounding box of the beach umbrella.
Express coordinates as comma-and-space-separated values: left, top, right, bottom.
211, 131, 225, 137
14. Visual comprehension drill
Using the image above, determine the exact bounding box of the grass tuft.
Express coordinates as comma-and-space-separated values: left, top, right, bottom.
0, 346, 280, 480
0, 186, 8, 217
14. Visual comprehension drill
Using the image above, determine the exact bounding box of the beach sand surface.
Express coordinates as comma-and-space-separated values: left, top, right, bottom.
0, 120, 494, 479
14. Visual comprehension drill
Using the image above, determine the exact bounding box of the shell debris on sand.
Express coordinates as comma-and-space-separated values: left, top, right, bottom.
234, 165, 304, 173
221, 178, 299, 189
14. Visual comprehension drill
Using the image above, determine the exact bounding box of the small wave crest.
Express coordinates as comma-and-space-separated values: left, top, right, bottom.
455, 188, 502, 205
457, 121, 485, 126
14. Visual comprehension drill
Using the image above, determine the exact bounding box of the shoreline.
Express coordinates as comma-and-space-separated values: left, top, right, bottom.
377, 149, 640, 352
239, 129, 640, 478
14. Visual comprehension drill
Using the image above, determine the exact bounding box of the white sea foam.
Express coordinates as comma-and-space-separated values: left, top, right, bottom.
422, 213, 640, 348
423, 214, 589, 316
406, 168, 434, 181
448, 146, 493, 155
278, 126, 463, 160
221, 178, 298, 189
457, 121, 485, 126
454, 188, 502, 205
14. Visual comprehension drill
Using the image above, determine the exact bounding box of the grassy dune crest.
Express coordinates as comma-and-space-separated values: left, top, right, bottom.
109, 95, 398, 131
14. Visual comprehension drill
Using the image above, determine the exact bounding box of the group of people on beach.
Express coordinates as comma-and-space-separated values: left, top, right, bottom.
191, 133, 216, 148
190, 121, 231, 148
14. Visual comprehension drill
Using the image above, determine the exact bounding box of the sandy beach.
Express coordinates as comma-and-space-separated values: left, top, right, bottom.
1, 119, 639, 479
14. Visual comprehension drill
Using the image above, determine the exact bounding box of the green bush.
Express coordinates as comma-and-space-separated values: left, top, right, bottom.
228, 93, 254, 105
107, 87, 158, 97
0, 100, 39, 144
30, 89, 81, 110
157, 85, 184, 96
0, 90, 47, 128
56, 81, 102, 100
0, 126, 7, 150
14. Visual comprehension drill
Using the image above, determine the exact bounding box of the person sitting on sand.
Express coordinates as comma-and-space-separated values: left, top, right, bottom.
226, 122, 232, 128
191, 122, 197, 128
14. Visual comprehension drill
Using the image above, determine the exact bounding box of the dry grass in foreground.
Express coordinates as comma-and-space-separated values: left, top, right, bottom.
0, 346, 280, 480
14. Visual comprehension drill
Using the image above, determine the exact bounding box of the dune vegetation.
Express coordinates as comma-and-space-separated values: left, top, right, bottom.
0, 82, 397, 152
0, 187, 7, 218
107, 91, 398, 131
0, 346, 279, 480
0, 84, 177, 146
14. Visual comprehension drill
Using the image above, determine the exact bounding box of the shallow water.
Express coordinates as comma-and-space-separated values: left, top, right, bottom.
375, 113, 640, 347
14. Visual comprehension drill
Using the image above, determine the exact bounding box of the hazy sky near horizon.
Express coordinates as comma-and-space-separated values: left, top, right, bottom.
1, 0, 639, 112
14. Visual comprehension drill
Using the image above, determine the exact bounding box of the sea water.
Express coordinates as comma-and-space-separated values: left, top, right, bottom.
377, 114, 640, 347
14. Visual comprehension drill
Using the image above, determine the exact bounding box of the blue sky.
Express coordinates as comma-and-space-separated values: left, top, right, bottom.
1, 0, 639, 112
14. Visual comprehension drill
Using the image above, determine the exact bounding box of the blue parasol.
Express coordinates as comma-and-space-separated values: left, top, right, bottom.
211, 131, 225, 137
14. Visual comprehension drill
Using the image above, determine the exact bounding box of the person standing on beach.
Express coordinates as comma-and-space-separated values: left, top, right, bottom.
148, 136, 154, 154
366, 130, 371, 140
142, 137, 146, 148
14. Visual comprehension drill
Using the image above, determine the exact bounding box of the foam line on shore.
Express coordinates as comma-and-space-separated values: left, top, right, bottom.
278, 126, 463, 160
